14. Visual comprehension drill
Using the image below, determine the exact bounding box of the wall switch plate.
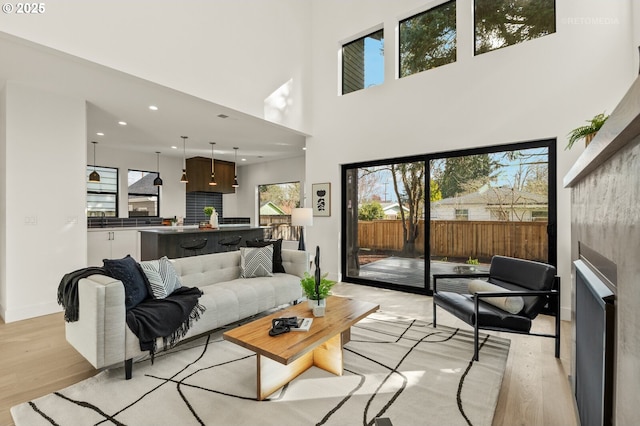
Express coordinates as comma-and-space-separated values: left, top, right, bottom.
24, 216, 37, 225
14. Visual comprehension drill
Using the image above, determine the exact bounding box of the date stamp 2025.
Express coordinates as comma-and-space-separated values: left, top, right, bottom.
2, 2, 46, 14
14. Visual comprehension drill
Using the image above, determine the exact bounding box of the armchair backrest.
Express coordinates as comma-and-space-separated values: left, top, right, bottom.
488, 255, 557, 319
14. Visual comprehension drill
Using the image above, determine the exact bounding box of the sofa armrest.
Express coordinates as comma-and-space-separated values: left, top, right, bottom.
281, 249, 310, 278
65, 274, 126, 370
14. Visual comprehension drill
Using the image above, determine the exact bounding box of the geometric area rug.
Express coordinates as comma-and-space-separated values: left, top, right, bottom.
12, 313, 510, 426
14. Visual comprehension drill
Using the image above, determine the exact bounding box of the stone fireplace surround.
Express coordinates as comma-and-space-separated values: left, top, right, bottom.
564, 75, 640, 425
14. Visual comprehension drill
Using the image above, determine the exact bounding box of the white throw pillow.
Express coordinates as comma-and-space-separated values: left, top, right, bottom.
139, 256, 183, 298
467, 279, 525, 314
240, 245, 274, 278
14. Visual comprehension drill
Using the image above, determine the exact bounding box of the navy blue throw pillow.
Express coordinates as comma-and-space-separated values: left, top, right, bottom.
103, 255, 149, 310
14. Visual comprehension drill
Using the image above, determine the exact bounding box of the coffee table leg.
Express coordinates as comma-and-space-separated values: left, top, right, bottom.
313, 332, 343, 376
257, 351, 314, 401
256, 332, 345, 401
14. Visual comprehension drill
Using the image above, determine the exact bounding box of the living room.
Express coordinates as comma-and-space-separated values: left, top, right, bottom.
1, 1, 639, 425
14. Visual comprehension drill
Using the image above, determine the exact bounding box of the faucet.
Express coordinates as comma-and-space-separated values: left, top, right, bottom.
100, 211, 107, 228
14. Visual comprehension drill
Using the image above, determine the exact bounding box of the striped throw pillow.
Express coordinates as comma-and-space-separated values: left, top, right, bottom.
139, 256, 183, 298
240, 246, 274, 278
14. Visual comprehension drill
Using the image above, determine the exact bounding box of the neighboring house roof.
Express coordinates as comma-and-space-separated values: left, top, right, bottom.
380, 202, 410, 213
433, 186, 547, 207
259, 201, 286, 215
128, 173, 158, 195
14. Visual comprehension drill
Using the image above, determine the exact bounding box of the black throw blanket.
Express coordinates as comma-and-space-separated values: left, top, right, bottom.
126, 286, 205, 360
59, 267, 205, 361
57, 266, 109, 322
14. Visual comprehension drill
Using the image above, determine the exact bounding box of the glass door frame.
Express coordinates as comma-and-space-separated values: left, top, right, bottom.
340, 139, 557, 295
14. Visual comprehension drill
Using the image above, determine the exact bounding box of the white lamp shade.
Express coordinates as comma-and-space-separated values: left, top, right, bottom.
291, 208, 313, 227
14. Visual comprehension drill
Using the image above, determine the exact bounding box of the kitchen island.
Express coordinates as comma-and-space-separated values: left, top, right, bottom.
139, 225, 265, 260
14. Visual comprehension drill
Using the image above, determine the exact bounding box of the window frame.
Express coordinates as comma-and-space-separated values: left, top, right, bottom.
473, 0, 557, 56
127, 169, 160, 218
398, 0, 457, 78
87, 165, 119, 217
341, 138, 557, 296
257, 181, 301, 241
341, 27, 384, 95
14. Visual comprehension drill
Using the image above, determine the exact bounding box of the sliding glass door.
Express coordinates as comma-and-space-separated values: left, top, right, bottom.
342, 140, 556, 294
343, 156, 427, 292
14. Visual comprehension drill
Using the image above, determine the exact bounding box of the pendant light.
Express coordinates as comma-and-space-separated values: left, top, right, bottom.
180, 136, 188, 183
232, 147, 239, 188
209, 142, 217, 186
153, 151, 163, 186
88, 141, 100, 183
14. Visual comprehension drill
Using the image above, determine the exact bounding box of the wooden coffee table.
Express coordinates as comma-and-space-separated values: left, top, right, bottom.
223, 296, 379, 400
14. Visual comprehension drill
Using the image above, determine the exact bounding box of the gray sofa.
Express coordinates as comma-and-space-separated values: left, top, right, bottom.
66, 249, 309, 378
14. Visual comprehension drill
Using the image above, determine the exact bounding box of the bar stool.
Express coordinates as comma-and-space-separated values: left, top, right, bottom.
180, 238, 208, 257
218, 235, 242, 252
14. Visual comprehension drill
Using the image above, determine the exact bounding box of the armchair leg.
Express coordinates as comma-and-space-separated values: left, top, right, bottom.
474, 295, 479, 361
554, 276, 561, 358
433, 300, 437, 327
125, 358, 133, 380
474, 324, 479, 361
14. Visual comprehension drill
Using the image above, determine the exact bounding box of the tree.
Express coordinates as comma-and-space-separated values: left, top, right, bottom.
358, 167, 384, 202
390, 161, 425, 256
358, 201, 384, 221
475, 0, 555, 54
436, 154, 497, 199
430, 180, 442, 202
400, 1, 456, 76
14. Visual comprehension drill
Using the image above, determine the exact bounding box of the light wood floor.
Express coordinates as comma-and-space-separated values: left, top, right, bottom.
0, 282, 577, 426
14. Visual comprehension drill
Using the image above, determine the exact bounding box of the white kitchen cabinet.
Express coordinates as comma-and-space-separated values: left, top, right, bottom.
87, 229, 140, 266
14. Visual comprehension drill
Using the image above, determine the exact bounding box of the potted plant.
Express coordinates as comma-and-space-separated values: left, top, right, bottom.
566, 112, 609, 150
300, 271, 335, 316
203, 206, 218, 228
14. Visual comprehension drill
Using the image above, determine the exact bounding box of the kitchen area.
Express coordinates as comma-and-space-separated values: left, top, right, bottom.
87, 148, 268, 265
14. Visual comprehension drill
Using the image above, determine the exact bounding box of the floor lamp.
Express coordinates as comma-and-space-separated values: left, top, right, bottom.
292, 208, 313, 251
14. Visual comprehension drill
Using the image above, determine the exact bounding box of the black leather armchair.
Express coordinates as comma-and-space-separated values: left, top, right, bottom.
433, 255, 560, 361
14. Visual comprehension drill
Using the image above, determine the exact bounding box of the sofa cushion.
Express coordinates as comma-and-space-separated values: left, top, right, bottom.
139, 256, 183, 298
240, 246, 273, 278
467, 279, 524, 314
246, 239, 285, 273
103, 255, 149, 310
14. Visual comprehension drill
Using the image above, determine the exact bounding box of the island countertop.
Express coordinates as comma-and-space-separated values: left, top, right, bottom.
139, 226, 265, 260
138, 224, 262, 234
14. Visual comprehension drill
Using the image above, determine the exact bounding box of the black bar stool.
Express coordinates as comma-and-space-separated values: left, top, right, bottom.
218, 235, 242, 252
180, 238, 208, 257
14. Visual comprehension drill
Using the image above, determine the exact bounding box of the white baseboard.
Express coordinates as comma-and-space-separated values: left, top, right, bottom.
2, 300, 62, 323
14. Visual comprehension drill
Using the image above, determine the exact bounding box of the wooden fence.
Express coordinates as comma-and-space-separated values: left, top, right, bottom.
260, 215, 300, 241
358, 219, 548, 262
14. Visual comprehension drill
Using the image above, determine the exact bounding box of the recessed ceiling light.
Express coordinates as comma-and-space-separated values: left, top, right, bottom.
96, 132, 104, 136
302, 147, 307, 150
241, 158, 247, 162
217, 114, 229, 119
171, 146, 178, 149
149, 105, 158, 111
118, 121, 127, 126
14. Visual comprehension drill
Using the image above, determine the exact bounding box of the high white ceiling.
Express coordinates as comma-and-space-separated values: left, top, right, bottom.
0, 32, 308, 164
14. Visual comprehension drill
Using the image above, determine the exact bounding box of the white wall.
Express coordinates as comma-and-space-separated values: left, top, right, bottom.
305, 0, 636, 319
1, 82, 87, 322
0, 85, 6, 316
0, 0, 312, 133
89, 144, 186, 220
